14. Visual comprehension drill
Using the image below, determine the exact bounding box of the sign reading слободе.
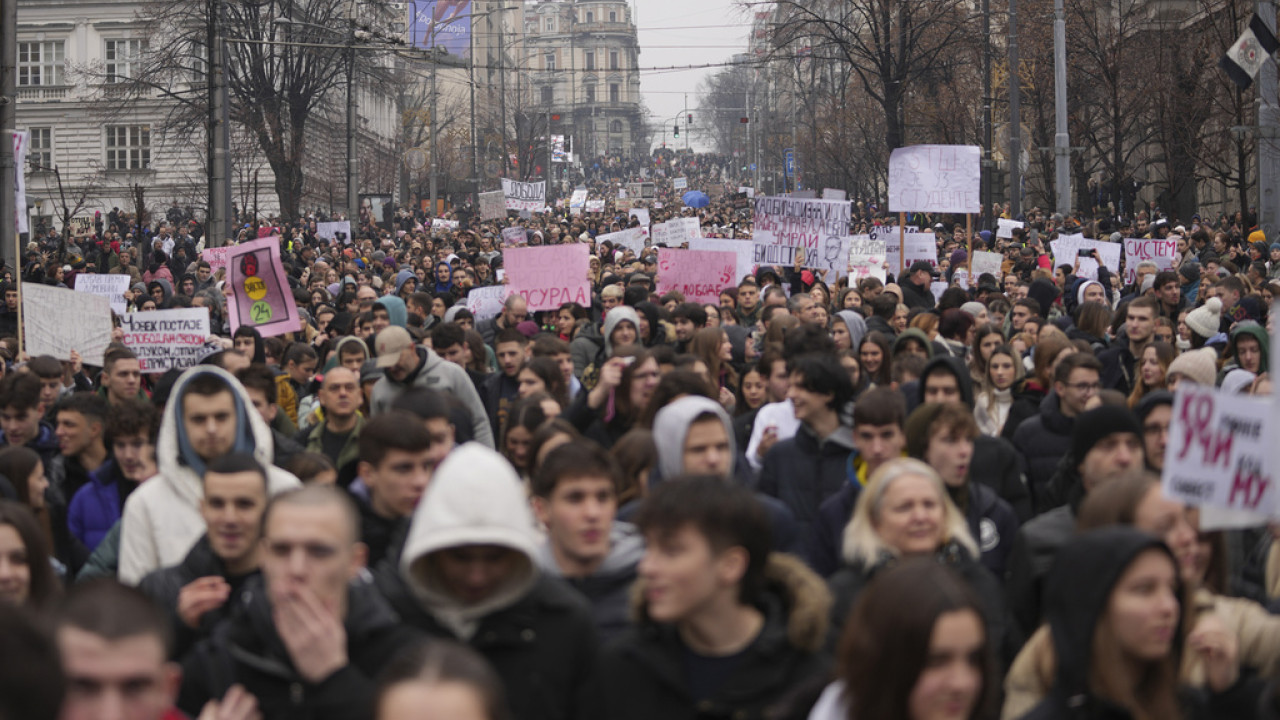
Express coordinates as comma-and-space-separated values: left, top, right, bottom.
119, 308, 211, 373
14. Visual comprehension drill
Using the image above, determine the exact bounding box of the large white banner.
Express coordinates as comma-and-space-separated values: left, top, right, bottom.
501, 178, 546, 211
23, 283, 113, 366
479, 190, 506, 221
753, 196, 851, 250
888, 144, 982, 214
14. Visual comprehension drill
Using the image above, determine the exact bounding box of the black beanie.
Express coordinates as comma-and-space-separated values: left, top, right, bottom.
1134, 390, 1174, 425
1071, 405, 1142, 461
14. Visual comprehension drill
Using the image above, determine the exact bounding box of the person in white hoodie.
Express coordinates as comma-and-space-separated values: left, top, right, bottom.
374, 442, 598, 720
118, 366, 300, 585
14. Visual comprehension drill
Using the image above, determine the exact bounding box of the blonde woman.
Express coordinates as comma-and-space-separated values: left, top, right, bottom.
827, 458, 1009, 654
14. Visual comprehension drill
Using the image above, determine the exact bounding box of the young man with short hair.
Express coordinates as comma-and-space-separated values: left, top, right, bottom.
0, 371, 59, 463
138, 452, 270, 659
811, 386, 908, 576
1012, 353, 1103, 512
597, 477, 830, 720
353, 410, 437, 566
483, 328, 529, 435
179, 485, 421, 718
531, 442, 642, 643
55, 578, 192, 720
276, 343, 318, 426
531, 334, 582, 402
100, 345, 145, 405
236, 364, 304, 467
671, 302, 708, 352
735, 279, 762, 327
48, 393, 111, 509
1099, 295, 1157, 395
67, 398, 158, 556
432, 321, 487, 394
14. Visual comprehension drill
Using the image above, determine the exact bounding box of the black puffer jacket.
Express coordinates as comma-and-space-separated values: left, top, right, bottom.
757, 424, 857, 567
137, 535, 256, 660
1010, 391, 1075, 512
177, 575, 423, 720
595, 554, 833, 720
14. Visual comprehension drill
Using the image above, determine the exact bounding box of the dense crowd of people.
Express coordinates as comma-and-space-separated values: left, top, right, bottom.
4, 159, 1280, 720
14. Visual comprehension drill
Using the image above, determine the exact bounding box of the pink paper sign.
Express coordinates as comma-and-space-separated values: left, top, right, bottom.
504, 244, 591, 311
227, 237, 302, 337
656, 248, 737, 304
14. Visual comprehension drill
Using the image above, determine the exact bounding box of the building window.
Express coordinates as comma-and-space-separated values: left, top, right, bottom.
27, 127, 52, 169
610, 51, 618, 69
105, 39, 146, 83
17, 41, 64, 86
585, 11, 593, 23
545, 53, 556, 70
545, 17, 554, 31
609, 11, 617, 22
585, 85, 595, 102
609, 84, 619, 102
611, 120, 622, 133
585, 51, 594, 70
541, 85, 553, 104
105, 125, 151, 170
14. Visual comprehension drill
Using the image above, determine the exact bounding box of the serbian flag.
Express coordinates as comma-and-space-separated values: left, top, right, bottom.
1220, 13, 1280, 88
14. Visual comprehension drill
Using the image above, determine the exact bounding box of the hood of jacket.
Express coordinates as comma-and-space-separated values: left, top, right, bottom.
324, 336, 369, 372
1044, 527, 1182, 702
602, 305, 641, 357
399, 443, 540, 639
893, 327, 935, 359
1027, 278, 1059, 318
916, 355, 974, 407
536, 521, 644, 585
432, 262, 454, 295
631, 553, 831, 654
1228, 322, 1269, 374
652, 395, 733, 481
157, 366, 274, 508
146, 278, 174, 307
395, 268, 416, 295
373, 295, 408, 329
836, 311, 868, 352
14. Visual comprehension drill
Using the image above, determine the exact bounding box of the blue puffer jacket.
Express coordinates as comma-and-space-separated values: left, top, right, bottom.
67, 460, 126, 553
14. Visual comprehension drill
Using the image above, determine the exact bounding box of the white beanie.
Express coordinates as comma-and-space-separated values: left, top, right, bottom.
1185, 297, 1222, 339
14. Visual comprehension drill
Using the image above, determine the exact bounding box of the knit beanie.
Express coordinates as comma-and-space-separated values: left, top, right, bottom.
1166, 347, 1218, 387
1249, 230, 1267, 246
1134, 390, 1173, 425
960, 301, 986, 319
1185, 297, 1222, 339
1071, 405, 1142, 462
1179, 262, 1201, 283
904, 403, 947, 460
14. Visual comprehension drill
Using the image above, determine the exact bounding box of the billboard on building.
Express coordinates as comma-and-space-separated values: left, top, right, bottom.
409, 0, 472, 59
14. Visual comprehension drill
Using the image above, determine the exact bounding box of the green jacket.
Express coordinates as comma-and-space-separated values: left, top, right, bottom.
301, 414, 365, 475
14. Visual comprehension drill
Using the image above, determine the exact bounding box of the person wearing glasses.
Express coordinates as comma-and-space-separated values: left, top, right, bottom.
1010, 353, 1103, 514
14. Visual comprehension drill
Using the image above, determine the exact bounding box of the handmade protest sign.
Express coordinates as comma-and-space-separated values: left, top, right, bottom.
118, 308, 211, 373
888, 145, 981, 214
650, 217, 700, 246
673, 177, 688, 190
656, 249, 736, 304
227, 237, 301, 337
823, 188, 847, 200
971, 250, 1004, 279
803, 236, 852, 282
599, 228, 647, 256
903, 232, 939, 269
479, 190, 506, 221
1124, 238, 1178, 284
465, 285, 510, 321
1162, 385, 1277, 521
316, 221, 352, 244
930, 281, 949, 303
629, 208, 650, 227
569, 189, 588, 214
501, 178, 546, 211
22, 282, 112, 366
690, 238, 755, 285
202, 247, 229, 273
753, 196, 851, 250
585, 199, 605, 213
1050, 235, 1121, 278
75, 274, 130, 315
996, 218, 1024, 239
753, 243, 799, 266
501, 227, 527, 247
504, 244, 591, 311
848, 238, 887, 283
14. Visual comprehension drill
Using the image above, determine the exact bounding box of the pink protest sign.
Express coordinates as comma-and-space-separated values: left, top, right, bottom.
656, 248, 736, 304
227, 237, 302, 337
505, 244, 591, 311
201, 246, 229, 273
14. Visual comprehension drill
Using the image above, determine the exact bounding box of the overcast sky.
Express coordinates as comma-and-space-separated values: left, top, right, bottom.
633, 0, 751, 152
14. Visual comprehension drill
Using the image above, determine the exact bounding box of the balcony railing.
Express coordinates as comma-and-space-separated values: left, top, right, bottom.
17, 85, 70, 101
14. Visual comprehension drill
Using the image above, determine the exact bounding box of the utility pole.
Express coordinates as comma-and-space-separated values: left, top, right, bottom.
1258, 0, 1280, 238
1, 0, 17, 270
428, 49, 438, 214
346, 0, 359, 226
207, 0, 231, 245
1008, 0, 1022, 218
469, 10, 478, 208
1052, 0, 1069, 218
982, 0, 993, 229
498, 2, 508, 176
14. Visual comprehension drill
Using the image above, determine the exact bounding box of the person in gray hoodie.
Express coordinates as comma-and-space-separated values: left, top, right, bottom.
531, 441, 643, 644
370, 326, 494, 448
374, 443, 598, 720
650, 396, 801, 555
